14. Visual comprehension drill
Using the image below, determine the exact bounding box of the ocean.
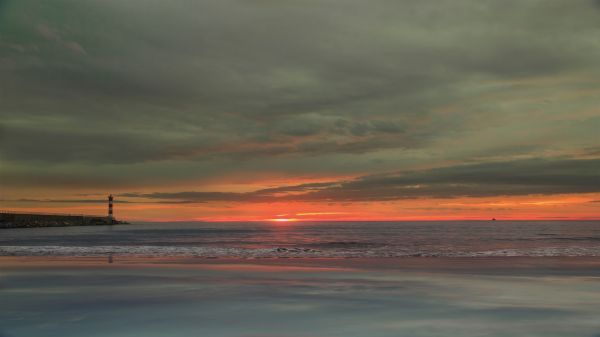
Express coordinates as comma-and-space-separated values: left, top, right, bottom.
2, 220, 600, 258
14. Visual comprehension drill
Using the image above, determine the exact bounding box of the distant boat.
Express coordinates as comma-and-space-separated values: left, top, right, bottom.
492, 218, 497, 221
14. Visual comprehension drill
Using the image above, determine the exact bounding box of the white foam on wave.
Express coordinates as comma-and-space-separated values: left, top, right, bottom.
3, 245, 600, 258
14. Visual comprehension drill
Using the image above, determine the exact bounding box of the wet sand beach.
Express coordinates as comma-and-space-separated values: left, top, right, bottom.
3, 257, 600, 337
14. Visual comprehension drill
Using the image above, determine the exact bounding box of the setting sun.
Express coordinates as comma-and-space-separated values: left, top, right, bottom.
268, 218, 299, 223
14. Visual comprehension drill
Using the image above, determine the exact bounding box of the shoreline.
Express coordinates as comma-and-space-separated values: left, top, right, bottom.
4, 255, 600, 275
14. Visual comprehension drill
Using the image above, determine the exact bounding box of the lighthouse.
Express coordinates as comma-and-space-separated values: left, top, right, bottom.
108, 194, 114, 222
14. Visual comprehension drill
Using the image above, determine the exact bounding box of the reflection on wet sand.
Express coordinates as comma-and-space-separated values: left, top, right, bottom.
2, 257, 600, 337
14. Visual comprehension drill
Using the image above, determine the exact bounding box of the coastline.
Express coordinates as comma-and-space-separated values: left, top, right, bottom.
4, 255, 600, 274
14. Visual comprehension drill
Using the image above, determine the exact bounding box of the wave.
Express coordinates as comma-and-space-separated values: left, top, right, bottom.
3, 245, 600, 258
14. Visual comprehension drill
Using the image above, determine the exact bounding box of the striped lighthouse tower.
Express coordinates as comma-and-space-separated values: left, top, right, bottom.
108, 194, 114, 221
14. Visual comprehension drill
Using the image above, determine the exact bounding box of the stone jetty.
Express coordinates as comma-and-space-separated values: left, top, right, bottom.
0, 211, 124, 229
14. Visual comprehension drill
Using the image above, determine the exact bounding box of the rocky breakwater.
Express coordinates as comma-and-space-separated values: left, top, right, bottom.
0, 212, 123, 229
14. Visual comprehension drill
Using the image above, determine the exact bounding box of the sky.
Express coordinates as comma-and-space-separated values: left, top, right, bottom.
1, 0, 599, 221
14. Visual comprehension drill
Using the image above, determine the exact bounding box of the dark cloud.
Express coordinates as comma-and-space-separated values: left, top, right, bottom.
121, 182, 334, 203
2, 198, 193, 205
10, 199, 131, 204
125, 158, 600, 203
306, 158, 600, 201
120, 192, 246, 203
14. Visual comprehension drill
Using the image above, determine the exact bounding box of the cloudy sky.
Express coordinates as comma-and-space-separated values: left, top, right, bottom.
1, 0, 599, 221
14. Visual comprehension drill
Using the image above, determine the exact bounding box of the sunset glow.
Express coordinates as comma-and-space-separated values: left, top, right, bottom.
1, 0, 599, 222
268, 218, 299, 223
4, 191, 599, 222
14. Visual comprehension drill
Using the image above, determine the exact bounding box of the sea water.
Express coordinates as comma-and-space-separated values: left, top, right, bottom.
2, 220, 600, 257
